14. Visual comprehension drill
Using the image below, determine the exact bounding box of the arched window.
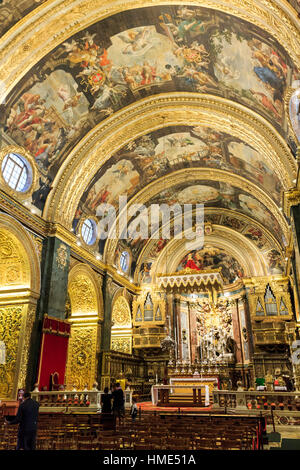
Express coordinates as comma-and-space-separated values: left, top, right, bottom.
1, 153, 32, 192
81, 219, 96, 245
155, 306, 162, 321
120, 251, 130, 272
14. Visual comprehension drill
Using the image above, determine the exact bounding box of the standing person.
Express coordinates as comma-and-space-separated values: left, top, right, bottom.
5, 392, 39, 450
101, 387, 113, 414
130, 398, 138, 422
100, 387, 114, 429
112, 383, 125, 421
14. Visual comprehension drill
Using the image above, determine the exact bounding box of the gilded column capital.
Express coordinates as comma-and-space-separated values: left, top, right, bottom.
284, 188, 300, 217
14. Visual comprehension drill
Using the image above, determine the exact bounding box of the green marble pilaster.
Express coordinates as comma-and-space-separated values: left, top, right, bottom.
39, 237, 70, 320
28, 237, 70, 389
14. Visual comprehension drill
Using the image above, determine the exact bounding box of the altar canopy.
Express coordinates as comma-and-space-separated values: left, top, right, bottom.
157, 269, 224, 302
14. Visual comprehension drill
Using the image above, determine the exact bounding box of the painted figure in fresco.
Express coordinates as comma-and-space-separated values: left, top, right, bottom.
184, 253, 200, 271
252, 49, 286, 90
267, 250, 284, 272
90, 185, 110, 210
182, 66, 218, 91
249, 90, 282, 120
5, 72, 88, 172
163, 10, 213, 43
31, 176, 52, 211
244, 227, 266, 249
91, 82, 127, 112
174, 42, 210, 68
118, 28, 152, 55
140, 262, 152, 284
248, 39, 287, 118
4, 5, 294, 222
178, 247, 244, 284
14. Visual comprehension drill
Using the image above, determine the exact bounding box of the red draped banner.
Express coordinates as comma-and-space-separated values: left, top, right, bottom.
37, 315, 71, 390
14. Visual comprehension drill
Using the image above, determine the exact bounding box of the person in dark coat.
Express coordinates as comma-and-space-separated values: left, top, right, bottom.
101, 387, 112, 413
112, 383, 125, 420
100, 387, 115, 430
5, 392, 39, 450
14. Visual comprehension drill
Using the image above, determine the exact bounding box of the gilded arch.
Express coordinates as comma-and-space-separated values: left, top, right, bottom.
44, 94, 296, 227
152, 225, 269, 280
134, 208, 283, 284
65, 262, 103, 389
103, 167, 290, 266
0, 0, 299, 106
0, 213, 40, 399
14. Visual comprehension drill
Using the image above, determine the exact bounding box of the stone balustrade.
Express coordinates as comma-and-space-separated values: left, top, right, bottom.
212, 390, 300, 411
31, 390, 102, 413
31, 388, 133, 413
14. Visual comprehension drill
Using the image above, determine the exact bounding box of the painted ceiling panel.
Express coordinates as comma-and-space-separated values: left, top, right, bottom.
1, 4, 298, 214
75, 126, 284, 219
90, 178, 285, 277
176, 247, 245, 284
145, 180, 284, 242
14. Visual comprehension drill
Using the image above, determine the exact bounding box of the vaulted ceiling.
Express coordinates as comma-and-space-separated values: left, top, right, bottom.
0, 1, 299, 286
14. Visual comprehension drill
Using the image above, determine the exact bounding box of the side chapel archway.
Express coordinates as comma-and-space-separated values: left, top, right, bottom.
0, 213, 40, 399
65, 263, 103, 389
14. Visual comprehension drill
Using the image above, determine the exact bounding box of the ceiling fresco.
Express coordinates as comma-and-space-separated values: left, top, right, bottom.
72, 130, 286, 270
0, 1, 47, 37
134, 211, 285, 284
74, 125, 283, 221
145, 180, 284, 243
176, 246, 245, 284
1, 4, 298, 214
108, 208, 285, 286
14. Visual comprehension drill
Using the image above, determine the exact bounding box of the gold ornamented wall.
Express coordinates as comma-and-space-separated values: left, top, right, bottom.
0, 214, 40, 400
65, 325, 98, 390
111, 295, 132, 355
65, 263, 103, 389
0, 306, 23, 398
